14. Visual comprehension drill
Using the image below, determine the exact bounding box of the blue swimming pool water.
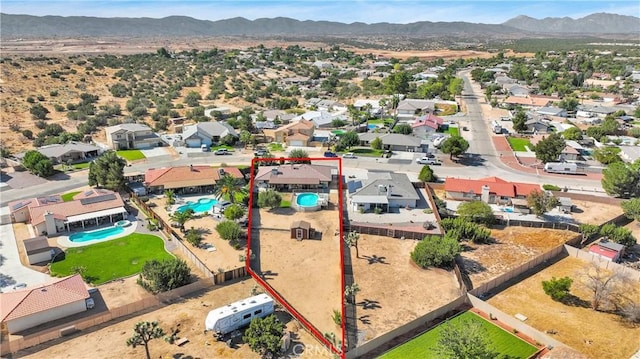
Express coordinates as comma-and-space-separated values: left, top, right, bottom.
502, 207, 514, 213
177, 198, 218, 213
367, 124, 377, 130
296, 193, 319, 207
69, 226, 124, 242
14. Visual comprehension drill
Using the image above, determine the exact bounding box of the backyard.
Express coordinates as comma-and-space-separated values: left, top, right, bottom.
506, 137, 532, 152
367, 118, 394, 126
380, 311, 538, 359
116, 149, 146, 161
488, 256, 640, 359
50, 233, 173, 285
349, 234, 460, 344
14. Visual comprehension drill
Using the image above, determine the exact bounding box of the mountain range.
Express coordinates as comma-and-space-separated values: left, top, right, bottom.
1, 12, 638, 39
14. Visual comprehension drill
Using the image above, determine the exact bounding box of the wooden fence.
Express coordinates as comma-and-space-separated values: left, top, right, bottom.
346, 223, 430, 240
1, 279, 214, 356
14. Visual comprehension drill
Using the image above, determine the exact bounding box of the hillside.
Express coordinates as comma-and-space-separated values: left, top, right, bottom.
1, 12, 638, 39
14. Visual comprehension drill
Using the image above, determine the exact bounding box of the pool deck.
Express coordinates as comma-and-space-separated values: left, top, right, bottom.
56, 220, 139, 248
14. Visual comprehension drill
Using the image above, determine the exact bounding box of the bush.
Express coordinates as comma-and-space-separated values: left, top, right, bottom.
411, 235, 461, 269
542, 276, 573, 301
258, 190, 282, 209
215, 220, 242, 242
542, 184, 561, 191
374, 207, 383, 214
184, 228, 202, 247
455, 200, 494, 225
138, 258, 191, 293
441, 217, 491, 244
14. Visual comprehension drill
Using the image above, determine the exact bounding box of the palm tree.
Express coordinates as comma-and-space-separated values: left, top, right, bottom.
213, 174, 247, 204
169, 209, 194, 232
164, 189, 175, 207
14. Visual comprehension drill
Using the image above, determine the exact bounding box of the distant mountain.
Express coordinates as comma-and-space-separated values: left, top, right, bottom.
1, 12, 638, 39
503, 13, 640, 34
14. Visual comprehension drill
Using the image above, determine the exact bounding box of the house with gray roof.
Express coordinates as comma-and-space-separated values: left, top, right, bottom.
254, 164, 335, 192
293, 111, 338, 128
396, 99, 436, 121
105, 123, 161, 150
348, 171, 420, 212
20, 142, 101, 164
537, 106, 567, 117
358, 133, 427, 153
175, 122, 238, 148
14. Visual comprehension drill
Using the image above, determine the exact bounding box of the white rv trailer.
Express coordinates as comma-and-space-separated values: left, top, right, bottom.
205, 294, 274, 334
544, 162, 578, 174
491, 120, 502, 134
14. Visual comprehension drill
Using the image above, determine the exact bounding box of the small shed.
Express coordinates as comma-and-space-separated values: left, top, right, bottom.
557, 197, 574, 213
290, 220, 314, 240
589, 241, 625, 263
23, 236, 53, 264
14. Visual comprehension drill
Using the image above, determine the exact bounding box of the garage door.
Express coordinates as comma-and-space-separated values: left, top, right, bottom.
134, 143, 153, 149
186, 139, 202, 148
289, 140, 304, 147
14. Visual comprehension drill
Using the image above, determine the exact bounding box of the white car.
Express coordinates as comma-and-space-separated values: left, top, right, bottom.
416, 157, 441, 165
342, 153, 357, 159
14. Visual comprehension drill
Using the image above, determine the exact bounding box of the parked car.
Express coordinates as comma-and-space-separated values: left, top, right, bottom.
214, 149, 230, 155
323, 151, 338, 157
342, 152, 357, 159
254, 149, 268, 156
416, 157, 441, 165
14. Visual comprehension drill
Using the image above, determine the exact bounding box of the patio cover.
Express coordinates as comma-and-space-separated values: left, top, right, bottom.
351, 195, 389, 204
510, 198, 528, 206
65, 207, 127, 223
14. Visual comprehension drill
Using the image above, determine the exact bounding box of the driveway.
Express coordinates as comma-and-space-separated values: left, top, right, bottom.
0, 169, 48, 189
140, 147, 172, 158
0, 207, 51, 292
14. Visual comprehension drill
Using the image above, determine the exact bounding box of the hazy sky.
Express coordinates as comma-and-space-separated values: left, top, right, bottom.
2, 1, 639, 24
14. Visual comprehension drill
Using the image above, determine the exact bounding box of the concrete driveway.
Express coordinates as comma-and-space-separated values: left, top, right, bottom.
0, 209, 51, 292
140, 147, 172, 158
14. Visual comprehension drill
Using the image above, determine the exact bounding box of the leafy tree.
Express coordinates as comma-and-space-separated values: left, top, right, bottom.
579, 223, 600, 243
601, 161, 640, 198
224, 204, 246, 221
593, 147, 621, 164
219, 134, 237, 146
215, 220, 242, 242
382, 71, 411, 94
418, 165, 437, 183
542, 276, 573, 301
169, 209, 194, 231
433, 317, 497, 359
22, 150, 54, 177
344, 231, 359, 258
164, 189, 175, 207
393, 123, 413, 135
440, 217, 491, 244
88, 151, 126, 190
622, 198, 640, 221
21, 129, 33, 139
331, 119, 347, 127
527, 189, 560, 217
411, 235, 461, 269
29, 103, 49, 120
634, 105, 640, 119
370, 136, 383, 150
213, 173, 247, 204
258, 190, 282, 209
184, 228, 203, 247
126, 321, 165, 359
562, 126, 582, 140
340, 131, 360, 149
440, 135, 469, 160
288, 148, 310, 164
533, 133, 565, 163
184, 91, 202, 107
558, 97, 579, 112
456, 200, 495, 225
139, 258, 191, 293
512, 109, 528, 133
243, 315, 284, 357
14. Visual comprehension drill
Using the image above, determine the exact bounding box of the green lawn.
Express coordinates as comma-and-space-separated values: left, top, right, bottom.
116, 150, 146, 161
50, 233, 173, 285
343, 148, 383, 157
211, 145, 235, 151
280, 200, 291, 208
268, 143, 285, 152
444, 127, 459, 136
61, 191, 81, 202
380, 311, 538, 359
73, 162, 91, 170
507, 137, 533, 152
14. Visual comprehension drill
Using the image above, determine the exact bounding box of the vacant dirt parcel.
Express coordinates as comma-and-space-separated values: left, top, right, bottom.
250, 194, 342, 341
349, 234, 460, 343
488, 256, 640, 359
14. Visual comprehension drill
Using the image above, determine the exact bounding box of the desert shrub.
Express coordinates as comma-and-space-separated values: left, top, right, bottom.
542, 276, 573, 301
411, 234, 460, 269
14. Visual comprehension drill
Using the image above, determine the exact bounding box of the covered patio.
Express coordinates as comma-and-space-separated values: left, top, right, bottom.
64, 207, 128, 232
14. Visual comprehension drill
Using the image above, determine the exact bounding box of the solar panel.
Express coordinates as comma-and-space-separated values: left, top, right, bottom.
11, 201, 28, 211
83, 190, 94, 196
80, 193, 117, 205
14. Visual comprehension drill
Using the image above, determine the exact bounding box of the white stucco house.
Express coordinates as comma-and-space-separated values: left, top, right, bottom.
347, 172, 419, 212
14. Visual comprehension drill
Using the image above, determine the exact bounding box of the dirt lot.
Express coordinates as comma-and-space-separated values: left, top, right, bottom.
250, 192, 342, 342
488, 256, 640, 359
349, 234, 460, 342
461, 227, 577, 286
16, 278, 333, 359
569, 201, 623, 225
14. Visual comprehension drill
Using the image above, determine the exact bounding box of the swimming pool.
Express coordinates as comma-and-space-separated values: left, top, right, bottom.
177, 198, 218, 213
501, 207, 514, 213
69, 226, 124, 242
296, 193, 319, 207
367, 124, 377, 130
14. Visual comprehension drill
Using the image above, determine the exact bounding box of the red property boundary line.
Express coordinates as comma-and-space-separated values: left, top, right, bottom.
246, 157, 345, 358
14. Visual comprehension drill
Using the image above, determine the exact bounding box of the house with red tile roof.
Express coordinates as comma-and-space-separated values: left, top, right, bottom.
8, 189, 127, 236
0, 275, 89, 334
254, 164, 334, 191
411, 114, 444, 138
143, 165, 244, 195
444, 177, 540, 207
